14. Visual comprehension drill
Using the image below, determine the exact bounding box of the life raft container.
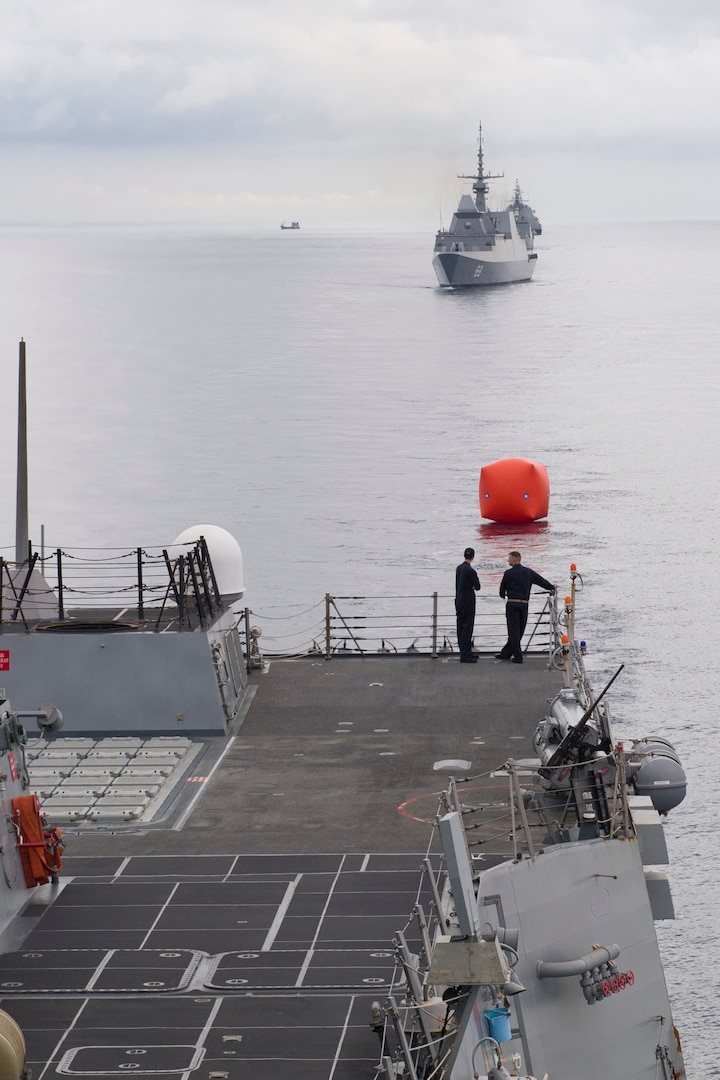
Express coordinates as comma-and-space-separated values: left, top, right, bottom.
11, 794, 64, 888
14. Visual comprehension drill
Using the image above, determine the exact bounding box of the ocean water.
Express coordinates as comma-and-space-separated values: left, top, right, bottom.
0, 219, 718, 1074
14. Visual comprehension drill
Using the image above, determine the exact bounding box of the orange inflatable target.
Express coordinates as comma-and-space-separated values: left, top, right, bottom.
479, 458, 549, 522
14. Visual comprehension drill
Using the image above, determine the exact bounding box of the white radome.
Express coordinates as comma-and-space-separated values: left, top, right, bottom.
171, 524, 245, 600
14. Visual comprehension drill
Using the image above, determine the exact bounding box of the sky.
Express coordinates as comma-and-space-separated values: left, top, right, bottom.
1, 0, 720, 225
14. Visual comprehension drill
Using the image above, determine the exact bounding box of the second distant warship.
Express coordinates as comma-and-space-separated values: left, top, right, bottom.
433, 124, 541, 287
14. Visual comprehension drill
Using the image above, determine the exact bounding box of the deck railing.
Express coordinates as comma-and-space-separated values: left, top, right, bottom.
0, 545, 561, 671
240, 589, 560, 668
0, 540, 223, 631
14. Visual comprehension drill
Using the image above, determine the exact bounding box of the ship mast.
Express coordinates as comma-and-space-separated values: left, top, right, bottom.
15, 339, 29, 565
458, 123, 503, 212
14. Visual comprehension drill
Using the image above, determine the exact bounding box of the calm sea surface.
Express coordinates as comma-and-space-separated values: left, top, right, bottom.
0, 220, 718, 1074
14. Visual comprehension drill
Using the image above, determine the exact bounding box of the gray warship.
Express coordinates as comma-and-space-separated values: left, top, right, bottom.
433, 125, 541, 287
0, 345, 690, 1078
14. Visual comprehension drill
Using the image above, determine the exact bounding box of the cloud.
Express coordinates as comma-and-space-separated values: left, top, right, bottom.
1, 0, 720, 221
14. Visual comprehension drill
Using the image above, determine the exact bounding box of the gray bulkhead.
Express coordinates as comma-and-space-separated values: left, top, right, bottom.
448, 835, 681, 1078
3, 610, 245, 736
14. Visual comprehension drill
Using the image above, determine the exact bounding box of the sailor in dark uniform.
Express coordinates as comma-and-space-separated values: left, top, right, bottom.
495, 551, 555, 664
455, 547, 481, 663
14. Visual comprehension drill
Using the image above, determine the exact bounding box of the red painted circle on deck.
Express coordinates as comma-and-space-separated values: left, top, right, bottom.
396, 780, 516, 825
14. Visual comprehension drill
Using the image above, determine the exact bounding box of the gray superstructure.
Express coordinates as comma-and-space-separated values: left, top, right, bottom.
433, 125, 541, 287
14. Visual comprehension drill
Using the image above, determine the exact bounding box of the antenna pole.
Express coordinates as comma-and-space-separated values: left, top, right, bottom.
457, 122, 503, 213
15, 339, 29, 565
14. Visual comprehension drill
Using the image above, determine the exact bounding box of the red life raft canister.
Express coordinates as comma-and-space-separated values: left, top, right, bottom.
11, 794, 64, 888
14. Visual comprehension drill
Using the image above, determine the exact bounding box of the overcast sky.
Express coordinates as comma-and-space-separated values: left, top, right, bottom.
2, 0, 719, 225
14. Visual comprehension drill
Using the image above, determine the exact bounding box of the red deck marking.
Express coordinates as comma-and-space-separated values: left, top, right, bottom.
397, 780, 510, 824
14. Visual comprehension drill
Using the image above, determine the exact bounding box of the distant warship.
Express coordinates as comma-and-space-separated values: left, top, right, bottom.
433, 125, 541, 287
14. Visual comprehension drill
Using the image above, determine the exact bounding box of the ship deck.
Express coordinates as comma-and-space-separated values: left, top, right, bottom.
0, 653, 561, 1079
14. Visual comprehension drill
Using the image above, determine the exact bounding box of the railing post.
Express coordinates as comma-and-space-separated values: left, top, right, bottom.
0, 557, 4, 625
244, 607, 252, 674
324, 594, 332, 660
56, 548, 64, 621
178, 557, 186, 628
186, 548, 205, 629
431, 591, 438, 658
507, 758, 536, 858
137, 548, 144, 621
199, 535, 222, 611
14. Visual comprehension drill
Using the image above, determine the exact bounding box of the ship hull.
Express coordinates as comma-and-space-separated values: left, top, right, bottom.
433, 249, 537, 287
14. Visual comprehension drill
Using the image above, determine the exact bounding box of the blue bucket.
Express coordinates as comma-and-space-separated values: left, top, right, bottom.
485, 1007, 511, 1043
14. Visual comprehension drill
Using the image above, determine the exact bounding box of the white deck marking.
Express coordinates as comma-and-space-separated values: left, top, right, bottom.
261, 875, 301, 951
85, 947, 118, 990
112, 856, 133, 881
139, 882, 181, 950
295, 855, 347, 987
36, 998, 91, 1080
328, 995, 356, 1079
172, 736, 237, 831
180, 997, 223, 1080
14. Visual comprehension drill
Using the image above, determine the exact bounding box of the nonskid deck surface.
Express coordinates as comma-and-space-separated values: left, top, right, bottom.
0, 852, 438, 1079
1, 654, 562, 1077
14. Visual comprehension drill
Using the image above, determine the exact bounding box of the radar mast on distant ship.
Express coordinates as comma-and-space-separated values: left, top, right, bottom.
457, 122, 504, 214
